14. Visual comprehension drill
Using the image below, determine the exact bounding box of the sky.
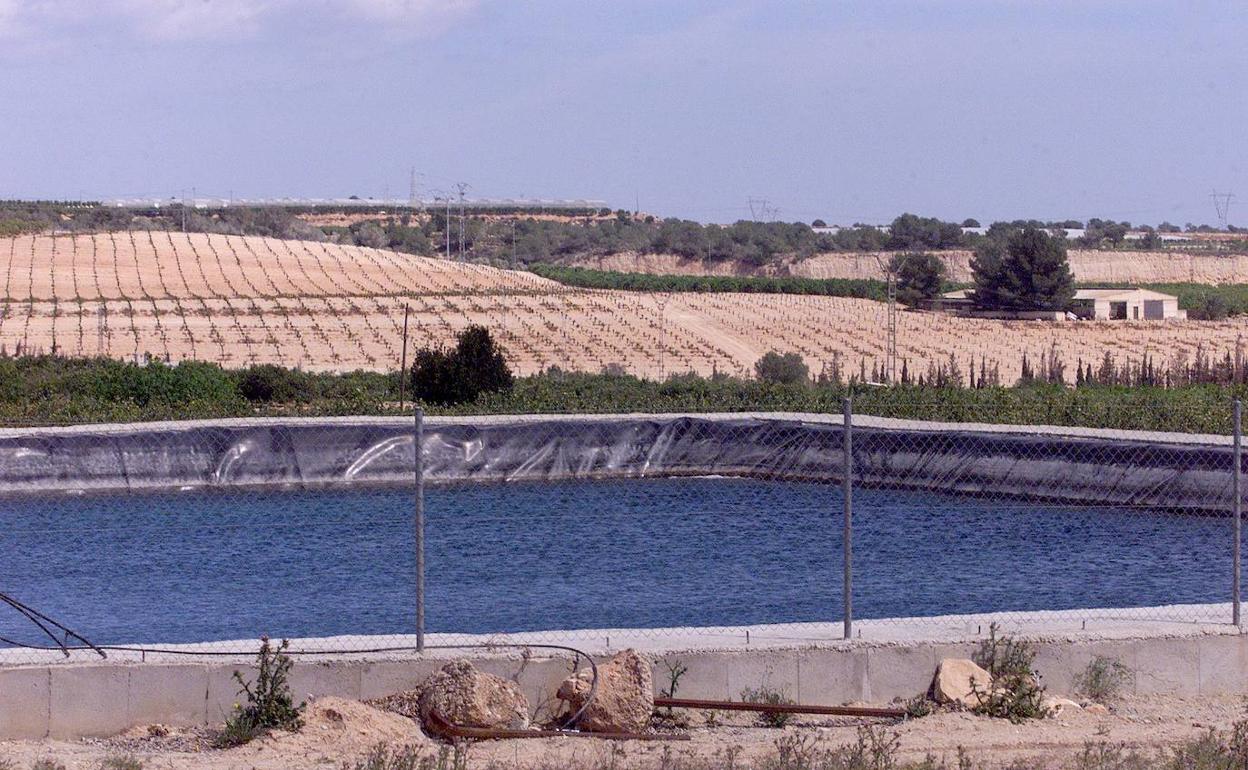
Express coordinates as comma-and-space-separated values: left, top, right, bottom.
0, 0, 1245, 226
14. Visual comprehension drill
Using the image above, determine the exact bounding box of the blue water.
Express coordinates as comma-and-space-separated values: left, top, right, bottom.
0, 478, 1234, 645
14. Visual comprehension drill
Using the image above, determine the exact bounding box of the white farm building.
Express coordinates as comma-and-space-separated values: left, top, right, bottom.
935, 288, 1185, 320
1069, 288, 1186, 320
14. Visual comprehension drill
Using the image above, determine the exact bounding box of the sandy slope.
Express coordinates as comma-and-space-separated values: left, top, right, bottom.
571, 249, 1248, 285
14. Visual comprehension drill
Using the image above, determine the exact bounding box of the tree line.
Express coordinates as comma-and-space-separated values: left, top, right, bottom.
9, 202, 1248, 267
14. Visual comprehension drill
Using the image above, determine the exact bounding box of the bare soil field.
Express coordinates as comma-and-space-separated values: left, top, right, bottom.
572, 249, 1248, 284
3, 233, 1247, 383
0, 693, 1238, 769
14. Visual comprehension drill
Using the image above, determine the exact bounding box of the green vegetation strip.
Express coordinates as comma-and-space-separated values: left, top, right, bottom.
530, 264, 1248, 317
0, 356, 1239, 434
528, 264, 889, 298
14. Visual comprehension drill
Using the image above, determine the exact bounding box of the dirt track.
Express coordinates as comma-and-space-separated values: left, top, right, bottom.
3, 233, 1248, 383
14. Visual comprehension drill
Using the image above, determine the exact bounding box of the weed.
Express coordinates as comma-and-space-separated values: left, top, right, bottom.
903, 694, 935, 719
740, 686, 795, 729
1075, 657, 1133, 703
31, 760, 66, 770
213, 635, 305, 748
836, 725, 903, 770
1069, 742, 1149, 770
970, 623, 1047, 723
346, 744, 428, 770
654, 658, 691, 727
98, 756, 143, 770
437, 743, 471, 770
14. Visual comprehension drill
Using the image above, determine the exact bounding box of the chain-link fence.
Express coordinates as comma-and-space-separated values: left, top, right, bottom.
0, 403, 1243, 666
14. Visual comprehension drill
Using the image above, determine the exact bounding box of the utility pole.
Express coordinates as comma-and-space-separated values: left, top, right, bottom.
445, 197, 451, 258
511, 219, 517, 269
455, 182, 469, 259
872, 254, 897, 383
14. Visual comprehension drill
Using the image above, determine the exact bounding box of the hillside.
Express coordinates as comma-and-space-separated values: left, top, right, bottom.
1, 232, 1247, 384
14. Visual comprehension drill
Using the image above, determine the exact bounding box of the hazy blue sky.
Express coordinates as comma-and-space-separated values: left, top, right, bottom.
1, 0, 1244, 225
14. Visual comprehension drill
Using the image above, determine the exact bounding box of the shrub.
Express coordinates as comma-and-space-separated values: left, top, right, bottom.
970, 623, 1047, 722
214, 636, 305, 748
755, 351, 809, 385
740, 686, 795, 728
98, 755, 144, 770
411, 326, 514, 406
236, 364, 311, 403
1190, 292, 1231, 321
1076, 656, 1133, 703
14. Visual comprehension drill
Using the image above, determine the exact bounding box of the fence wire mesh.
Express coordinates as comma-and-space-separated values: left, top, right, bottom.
0, 403, 1242, 666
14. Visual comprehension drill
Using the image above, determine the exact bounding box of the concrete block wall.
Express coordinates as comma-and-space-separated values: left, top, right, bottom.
3, 632, 1246, 739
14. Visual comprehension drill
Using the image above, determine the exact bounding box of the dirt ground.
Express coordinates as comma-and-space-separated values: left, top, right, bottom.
0, 693, 1241, 769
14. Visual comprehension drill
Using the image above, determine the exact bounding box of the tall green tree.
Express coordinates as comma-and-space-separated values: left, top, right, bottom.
889, 251, 947, 306
970, 226, 1075, 311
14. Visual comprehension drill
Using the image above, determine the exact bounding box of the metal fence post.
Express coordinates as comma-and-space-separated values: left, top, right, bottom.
415, 407, 426, 651
843, 397, 853, 640
1235, 400, 1242, 628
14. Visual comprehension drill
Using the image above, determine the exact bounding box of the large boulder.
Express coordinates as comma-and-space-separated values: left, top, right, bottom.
387, 660, 529, 738
931, 658, 993, 708
1041, 696, 1083, 716
556, 649, 653, 733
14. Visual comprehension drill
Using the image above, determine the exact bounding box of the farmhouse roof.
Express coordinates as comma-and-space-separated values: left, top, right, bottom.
940, 288, 1178, 302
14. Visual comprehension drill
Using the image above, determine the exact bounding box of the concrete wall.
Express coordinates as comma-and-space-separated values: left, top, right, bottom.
4, 629, 1246, 739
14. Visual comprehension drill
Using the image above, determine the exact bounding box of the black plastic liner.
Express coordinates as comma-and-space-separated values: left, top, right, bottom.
0, 415, 1235, 511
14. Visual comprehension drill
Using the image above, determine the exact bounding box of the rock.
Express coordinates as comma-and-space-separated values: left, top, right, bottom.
930, 658, 993, 708
557, 649, 654, 733
1084, 703, 1110, 715
1042, 697, 1083, 716
404, 660, 529, 738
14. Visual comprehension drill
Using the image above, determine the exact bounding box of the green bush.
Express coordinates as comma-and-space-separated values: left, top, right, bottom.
411, 326, 514, 406
1076, 656, 1133, 703
236, 364, 312, 403
739, 686, 795, 728
755, 351, 809, 385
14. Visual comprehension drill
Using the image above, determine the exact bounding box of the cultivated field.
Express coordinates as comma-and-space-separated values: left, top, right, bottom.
2, 232, 1248, 383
